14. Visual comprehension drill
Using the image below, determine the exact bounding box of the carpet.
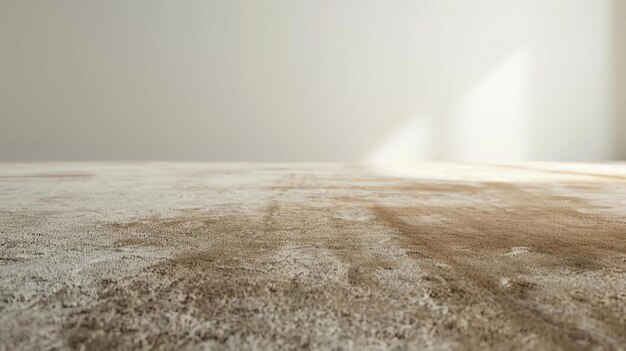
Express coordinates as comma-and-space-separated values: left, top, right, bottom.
1, 163, 625, 350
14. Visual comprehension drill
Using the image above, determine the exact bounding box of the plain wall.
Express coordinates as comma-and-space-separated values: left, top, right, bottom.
616, 0, 626, 160
0, 0, 624, 162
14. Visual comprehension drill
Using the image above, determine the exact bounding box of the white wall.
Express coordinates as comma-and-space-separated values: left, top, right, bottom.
616, 0, 626, 160
0, 0, 623, 162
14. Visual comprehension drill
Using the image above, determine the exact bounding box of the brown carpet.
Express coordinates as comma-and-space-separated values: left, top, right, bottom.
1, 163, 625, 350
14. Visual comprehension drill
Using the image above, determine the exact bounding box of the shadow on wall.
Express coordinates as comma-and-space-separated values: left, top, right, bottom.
615, 0, 626, 160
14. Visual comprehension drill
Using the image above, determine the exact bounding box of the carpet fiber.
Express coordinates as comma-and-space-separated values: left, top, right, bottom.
1, 163, 625, 350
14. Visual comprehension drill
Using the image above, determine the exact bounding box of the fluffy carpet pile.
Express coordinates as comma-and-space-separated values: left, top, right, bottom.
1, 163, 625, 350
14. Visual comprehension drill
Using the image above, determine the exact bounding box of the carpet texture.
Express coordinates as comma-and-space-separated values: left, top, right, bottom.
1, 163, 625, 350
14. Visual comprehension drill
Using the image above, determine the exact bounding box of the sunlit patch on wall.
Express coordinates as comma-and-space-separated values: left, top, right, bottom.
451, 47, 531, 162
363, 116, 434, 164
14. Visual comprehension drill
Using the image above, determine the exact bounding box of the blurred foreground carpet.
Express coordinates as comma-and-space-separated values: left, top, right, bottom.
1, 163, 625, 350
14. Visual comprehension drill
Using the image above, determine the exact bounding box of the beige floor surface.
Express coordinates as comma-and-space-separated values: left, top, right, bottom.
1, 162, 625, 350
